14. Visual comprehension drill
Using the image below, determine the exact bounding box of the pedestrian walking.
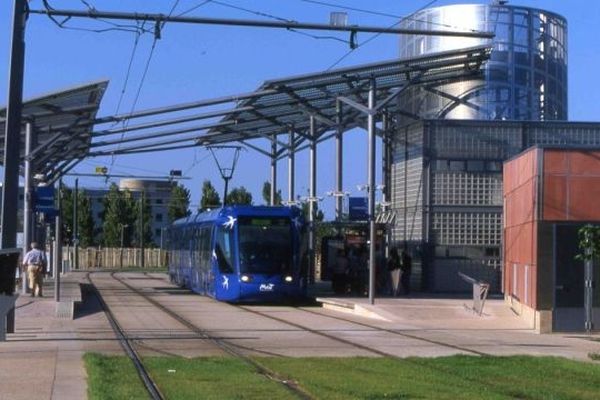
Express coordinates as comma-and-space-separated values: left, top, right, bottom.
22, 242, 47, 297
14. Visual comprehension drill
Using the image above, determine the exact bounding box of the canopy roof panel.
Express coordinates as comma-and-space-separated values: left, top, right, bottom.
0, 80, 108, 181
206, 45, 491, 142
89, 45, 490, 157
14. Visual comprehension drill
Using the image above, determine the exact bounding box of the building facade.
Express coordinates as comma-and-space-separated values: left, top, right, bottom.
87, 179, 174, 246
389, 2, 571, 292
398, 3, 567, 121
391, 120, 600, 293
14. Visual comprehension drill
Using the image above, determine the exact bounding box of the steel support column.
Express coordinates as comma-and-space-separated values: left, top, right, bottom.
73, 178, 79, 270
309, 116, 317, 284
381, 113, 389, 259
367, 80, 377, 305
54, 180, 62, 302
288, 129, 295, 203
2, 0, 27, 251
270, 139, 277, 205
335, 101, 343, 221
22, 123, 34, 294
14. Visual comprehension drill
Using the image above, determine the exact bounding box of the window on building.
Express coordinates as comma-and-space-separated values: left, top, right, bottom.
155, 213, 163, 222
156, 199, 163, 205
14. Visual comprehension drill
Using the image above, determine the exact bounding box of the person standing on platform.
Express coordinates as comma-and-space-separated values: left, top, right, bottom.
387, 247, 401, 296
22, 242, 47, 297
400, 249, 412, 295
332, 249, 349, 294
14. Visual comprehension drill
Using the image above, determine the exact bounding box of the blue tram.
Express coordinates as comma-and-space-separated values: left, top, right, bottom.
164, 206, 307, 302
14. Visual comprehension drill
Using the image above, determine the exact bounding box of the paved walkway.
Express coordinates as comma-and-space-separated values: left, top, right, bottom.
1, 273, 600, 400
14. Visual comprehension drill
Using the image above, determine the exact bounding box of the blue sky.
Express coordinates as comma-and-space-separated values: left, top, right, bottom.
1, 0, 599, 216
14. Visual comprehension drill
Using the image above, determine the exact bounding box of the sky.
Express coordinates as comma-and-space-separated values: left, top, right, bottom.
1, 0, 600, 217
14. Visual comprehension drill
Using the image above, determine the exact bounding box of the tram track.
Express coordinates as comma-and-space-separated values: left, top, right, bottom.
101, 272, 315, 400
297, 307, 491, 356
236, 304, 490, 357
84, 272, 165, 400
91, 270, 489, 399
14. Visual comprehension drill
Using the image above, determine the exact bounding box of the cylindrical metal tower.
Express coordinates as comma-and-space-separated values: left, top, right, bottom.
399, 2, 567, 121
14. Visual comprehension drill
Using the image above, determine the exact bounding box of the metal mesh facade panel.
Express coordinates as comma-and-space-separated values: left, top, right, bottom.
429, 123, 522, 159
431, 171, 503, 206
391, 124, 425, 243
526, 125, 600, 147
431, 211, 502, 246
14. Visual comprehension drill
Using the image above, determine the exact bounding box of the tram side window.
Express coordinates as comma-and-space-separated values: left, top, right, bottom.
200, 226, 212, 269
215, 227, 234, 273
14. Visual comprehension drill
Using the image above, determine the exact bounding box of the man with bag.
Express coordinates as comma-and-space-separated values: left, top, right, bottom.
22, 242, 47, 297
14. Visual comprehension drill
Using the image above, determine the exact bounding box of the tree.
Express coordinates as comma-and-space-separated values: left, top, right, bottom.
60, 185, 74, 244
262, 181, 282, 205
59, 185, 95, 246
134, 192, 154, 247
168, 183, 191, 222
102, 184, 136, 247
301, 200, 324, 222
226, 186, 253, 205
200, 180, 221, 210
77, 191, 95, 247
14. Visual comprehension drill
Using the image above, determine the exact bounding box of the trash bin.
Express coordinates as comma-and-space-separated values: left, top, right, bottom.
0, 249, 21, 295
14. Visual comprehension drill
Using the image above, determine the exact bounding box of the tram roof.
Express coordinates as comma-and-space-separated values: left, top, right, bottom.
172, 205, 302, 226
0, 80, 108, 183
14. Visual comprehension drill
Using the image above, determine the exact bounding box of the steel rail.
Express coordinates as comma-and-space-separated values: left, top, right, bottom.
108, 272, 315, 400
85, 273, 165, 400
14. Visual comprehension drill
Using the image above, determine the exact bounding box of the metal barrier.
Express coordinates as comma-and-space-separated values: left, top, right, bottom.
458, 272, 490, 316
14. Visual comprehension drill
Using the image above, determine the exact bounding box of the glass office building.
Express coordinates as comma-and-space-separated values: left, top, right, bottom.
398, 3, 567, 121
390, 3, 572, 292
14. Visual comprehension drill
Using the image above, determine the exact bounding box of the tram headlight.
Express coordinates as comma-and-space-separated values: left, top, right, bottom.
284, 275, 293, 283
240, 275, 251, 283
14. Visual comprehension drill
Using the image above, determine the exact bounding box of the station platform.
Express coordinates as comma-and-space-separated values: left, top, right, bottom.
1, 273, 599, 400
0, 273, 118, 400
310, 281, 532, 330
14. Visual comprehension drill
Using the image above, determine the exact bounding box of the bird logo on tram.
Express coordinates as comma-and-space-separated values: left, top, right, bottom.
223, 216, 237, 229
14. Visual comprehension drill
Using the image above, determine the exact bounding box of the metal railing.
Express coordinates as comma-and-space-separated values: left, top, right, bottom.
458, 271, 490, 316
62, 247, 167, 269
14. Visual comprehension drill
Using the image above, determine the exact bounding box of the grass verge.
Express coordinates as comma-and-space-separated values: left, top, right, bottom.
86, 354, 600, 400
84, 353, 148, 400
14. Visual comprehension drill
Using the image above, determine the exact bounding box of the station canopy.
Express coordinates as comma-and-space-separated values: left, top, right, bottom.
0, 80, 108, 183
89, 45, 491, 159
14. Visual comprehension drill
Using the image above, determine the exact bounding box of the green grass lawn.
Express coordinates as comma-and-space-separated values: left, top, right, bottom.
84, 353, 148, 400
85, 354, 600, 400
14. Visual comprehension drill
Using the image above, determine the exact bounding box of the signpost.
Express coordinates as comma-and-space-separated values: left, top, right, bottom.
348, 197, 368, 221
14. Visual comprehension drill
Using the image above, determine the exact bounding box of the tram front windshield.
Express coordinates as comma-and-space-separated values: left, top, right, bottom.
238, 217, 292, 274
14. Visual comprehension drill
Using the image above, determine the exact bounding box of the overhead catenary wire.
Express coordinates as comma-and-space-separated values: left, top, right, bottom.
209, 0, 349, 45
326, 0, 438, 70
300, 0, 478, 33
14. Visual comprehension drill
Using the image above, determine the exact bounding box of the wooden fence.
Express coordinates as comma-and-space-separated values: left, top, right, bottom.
62, 247, 167, 269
